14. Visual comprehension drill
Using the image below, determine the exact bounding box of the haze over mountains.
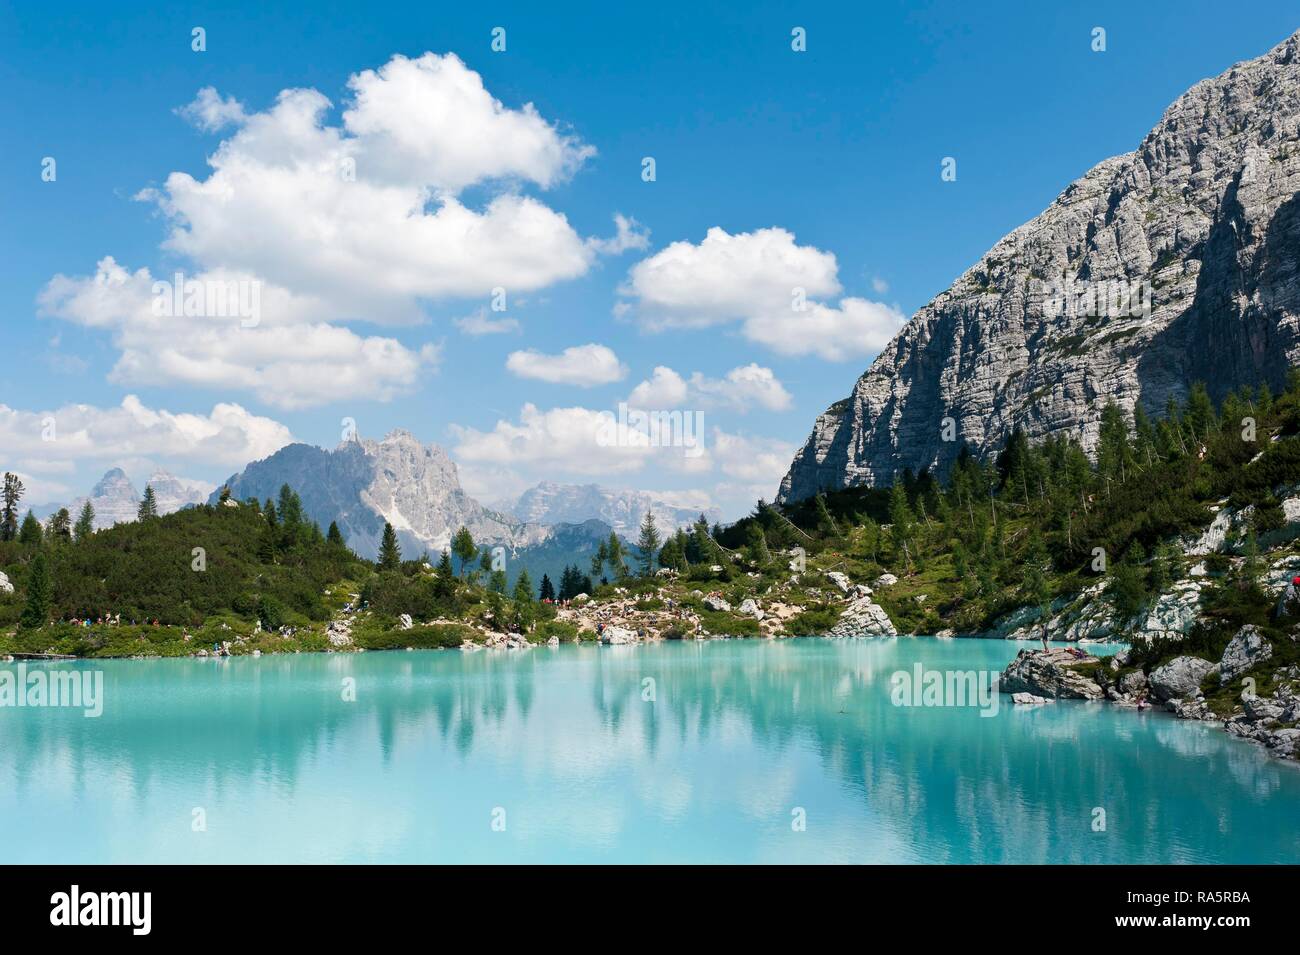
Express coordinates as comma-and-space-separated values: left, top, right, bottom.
41, 467, 212, 529
780, 30, 1300, 502
502, 481, 721, 534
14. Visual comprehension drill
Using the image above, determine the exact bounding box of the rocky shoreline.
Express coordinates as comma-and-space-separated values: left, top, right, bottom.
1000, 627, 1300, 761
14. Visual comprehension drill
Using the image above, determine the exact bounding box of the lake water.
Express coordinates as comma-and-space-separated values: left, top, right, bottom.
2, 637, 1298, 864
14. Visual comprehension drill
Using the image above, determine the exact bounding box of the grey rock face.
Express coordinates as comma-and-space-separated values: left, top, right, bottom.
143, 470, 212, 516
1219, 624, 1274, 683
1000, 647, 1105, 700
780, 30, 1300, 502
505, 481, 718, 534
827, 593, 897, 637
212, 430, 552, 560
1149, 656, 1215, 701
70, 468, 139, 529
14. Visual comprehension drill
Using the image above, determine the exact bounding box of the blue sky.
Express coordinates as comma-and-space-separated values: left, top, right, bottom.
2, 1, 1296, 517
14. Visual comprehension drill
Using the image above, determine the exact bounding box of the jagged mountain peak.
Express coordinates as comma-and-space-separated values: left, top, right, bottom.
211, 432, 547, 560
779, 28, 1300, 503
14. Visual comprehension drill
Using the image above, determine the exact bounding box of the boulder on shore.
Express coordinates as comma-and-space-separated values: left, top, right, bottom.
1000, 648, 1104, 700
1149, 656, 1215, 702
828, 594, 896, 637
600, 626, 638, 645
1218, 624, 1273, 684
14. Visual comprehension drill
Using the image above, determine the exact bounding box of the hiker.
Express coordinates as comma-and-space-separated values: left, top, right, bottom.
1277, 575, 1300, 619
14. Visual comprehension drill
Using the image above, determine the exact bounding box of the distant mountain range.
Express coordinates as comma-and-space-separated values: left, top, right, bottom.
36, 433, 718, 590
39, 468, 212, 529
208, 431, 665, 586
501, 481, 720, 534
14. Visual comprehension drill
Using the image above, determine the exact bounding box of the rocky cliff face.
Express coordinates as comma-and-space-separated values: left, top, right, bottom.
144, 470, 213, 516
780, 30, 1300, 502
72, 468, 139, 529
211, 430, 551, 560
505, 481, 720, 534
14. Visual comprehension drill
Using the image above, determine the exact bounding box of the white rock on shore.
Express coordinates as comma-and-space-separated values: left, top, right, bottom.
1149, 656, 1214, 702
828, 593, 896, 637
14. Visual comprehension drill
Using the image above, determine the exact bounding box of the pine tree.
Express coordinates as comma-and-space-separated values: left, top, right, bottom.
606, 532, 628, 579
744, 521, 771, 566
137, 485, 159, 520
20, 551, 51, 629
636, 512, 661, 576
326, 521, 344, 546
512, 568, 533, 602
539, 573, 555, 601
2, 472, 25, 541
888, 482, 915, 571
277, 484, 302, 528
74, 500, 96, 543
18, 510, 43, 545
489, 568, 507, 593
47, 508, 72, 544
590, 539, 607, 580
378, 522, 402, 571
451, 526, 477, 578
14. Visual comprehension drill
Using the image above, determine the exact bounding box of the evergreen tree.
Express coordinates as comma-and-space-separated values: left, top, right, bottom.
539, 573, 556, 601
513, 568, 534, 603
74, 500, 96, 543
137, 485, 159, 520
888, 482, 915, 571
606, 532, 628, 579
590, 539, 607, 580
489, 568, 508, 594
258, 516, 278, 564
326, 521, 345, 546
658, 534, 687, 573
1184, 381, 1217, 442
19, 551, 51, 629
47, 508, 72, 544
688, 514, 716, 565
744, 521, 771, 565
2, 472, 24, 541
436, 548, 455, 580
451, 526, 477, 578
635, 511, 661, 576
18, 510, 43, 545
277, 484, 303, 528
378, 522, 402, 571
813, 493, 841, 537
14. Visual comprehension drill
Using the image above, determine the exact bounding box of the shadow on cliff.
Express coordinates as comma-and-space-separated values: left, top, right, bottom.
1137, 177, 1300, 410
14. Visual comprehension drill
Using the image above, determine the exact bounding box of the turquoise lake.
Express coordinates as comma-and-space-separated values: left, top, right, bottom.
2, 637, 1298, 864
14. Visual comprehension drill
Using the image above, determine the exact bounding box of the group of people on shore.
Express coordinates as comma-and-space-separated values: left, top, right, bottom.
62, 614, 164, 628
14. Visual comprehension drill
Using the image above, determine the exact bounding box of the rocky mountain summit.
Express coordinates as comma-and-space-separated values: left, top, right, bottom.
504, 481, 720, 533
211, 430, 551, 560
781, 29, 1300, 502
56, 467, 210, 530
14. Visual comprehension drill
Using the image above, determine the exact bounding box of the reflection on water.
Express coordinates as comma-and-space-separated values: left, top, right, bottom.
2, 638, 1298, 863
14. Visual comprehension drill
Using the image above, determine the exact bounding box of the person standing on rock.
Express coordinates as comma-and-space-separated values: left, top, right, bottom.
1276, 575, 1300, 619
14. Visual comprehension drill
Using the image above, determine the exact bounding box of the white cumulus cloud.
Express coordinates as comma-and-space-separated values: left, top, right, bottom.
619, 226, 907, 361
628, 363, 792, 412
39, 258, 440, 410
0, 395, 293, 469
505, 344, 627, 386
